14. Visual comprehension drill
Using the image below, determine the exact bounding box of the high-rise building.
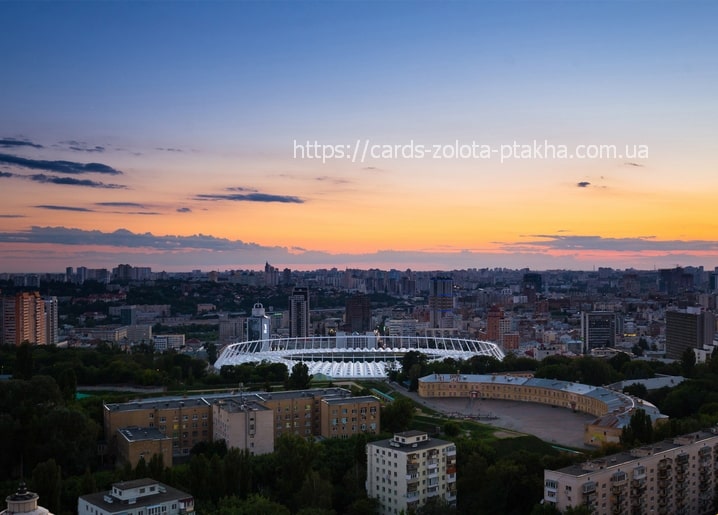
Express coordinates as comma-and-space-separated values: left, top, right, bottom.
219, 315, 244, 343
581, 311, 619, 353
345, 293, 371, 333
366, 430, 457, 514
264, 262, 279, 287
486, 305, 506, 343
666, 307, 716, 360
1, 292, 46, 346
246, 303, 271, 344
428, 277, 453, 328
289, 287, 310, 338
43, 296, 58, 345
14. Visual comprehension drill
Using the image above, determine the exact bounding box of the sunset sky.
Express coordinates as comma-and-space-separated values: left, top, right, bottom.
1, 1, 717, 273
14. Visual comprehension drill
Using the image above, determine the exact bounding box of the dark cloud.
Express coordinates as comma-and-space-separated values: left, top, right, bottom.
195, 193, 304, 203
96, 202, 146, 208
577, 181, 591, 188
0, 138, 43, 149
503, 234, 718, 253
177, 207, 192, 213
155, 147, 183, 153
225, 187, 259, 193
70, 145, 105, 153
35, 205, 95, 212
315, 176, 351, 185
624, 162, 643, 167
0, 214, 26, 218
0, 152, 122, 175
0, 226, 269, 251
0, 171, 14, 178
28, 174, 127, 189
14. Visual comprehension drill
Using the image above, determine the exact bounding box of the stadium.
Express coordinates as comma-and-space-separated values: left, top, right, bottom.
213, 334, 505, 379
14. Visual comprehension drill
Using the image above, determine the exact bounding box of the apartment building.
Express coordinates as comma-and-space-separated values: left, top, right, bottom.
104, 397, 212, 460
319, 395, 380, 438
116, 427, 172, 469
366, 431, 457, 515
212, 398, 273, 455
78, 478, 194, 515
104, 388, 381, 465
544, 429, 718, 515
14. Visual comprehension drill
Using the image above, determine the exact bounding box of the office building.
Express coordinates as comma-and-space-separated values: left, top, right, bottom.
78, 479, 194, 515
345, 293, 372, 333
219, 315, 244, 343
544, 429, 718, 515
1, 482, 54, 515
581, 311, 619, 353
428, 277, 453, 328
245, 303, 270, 343
366, 430, 457, 515
154, 334, 185, 351
666, 307, 716, 360
289, 287, 310, 337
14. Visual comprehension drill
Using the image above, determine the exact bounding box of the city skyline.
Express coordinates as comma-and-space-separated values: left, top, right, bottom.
1, 1, 717, 273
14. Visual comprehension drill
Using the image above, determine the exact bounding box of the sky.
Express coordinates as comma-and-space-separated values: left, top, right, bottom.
1, 0, 717, 273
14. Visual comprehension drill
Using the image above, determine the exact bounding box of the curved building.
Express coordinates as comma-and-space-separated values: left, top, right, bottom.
214, 335, 505, 379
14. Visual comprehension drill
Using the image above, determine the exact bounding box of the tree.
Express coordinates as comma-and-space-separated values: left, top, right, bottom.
681, 347, 696, 377
206, 342, 218, 365
286, 362, 313, 390
622, 383, 648, 399
620, 408, 654, 447
31, 459, 61, 513
15, 342, 34, 380
381, 397, 415, 433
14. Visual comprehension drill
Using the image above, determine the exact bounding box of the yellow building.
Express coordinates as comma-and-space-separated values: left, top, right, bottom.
116, 426, 172, 469
104, 397, 212, 461
319, 395, 380, 438
104, 388, 381, 464
418, 373, 667, 446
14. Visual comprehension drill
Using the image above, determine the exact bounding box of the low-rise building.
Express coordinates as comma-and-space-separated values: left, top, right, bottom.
116, 426, 172, 469
1, 482, 53, 515
78, 478, 194, 515
366, 430, 457, 515
418, 373, 667, 446
544, 429, 718, 515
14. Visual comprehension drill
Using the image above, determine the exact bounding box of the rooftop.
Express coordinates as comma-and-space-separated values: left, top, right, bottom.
118, 426, 170, 442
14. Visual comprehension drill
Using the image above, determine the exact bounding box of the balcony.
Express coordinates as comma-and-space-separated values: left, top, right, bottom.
582, 481, 596, 494
407, 491, 420, 500
427, 486, 440, 497
406, 473, 420, 483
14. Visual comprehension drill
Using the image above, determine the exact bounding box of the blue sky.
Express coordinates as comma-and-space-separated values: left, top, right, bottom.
0, 1, 717, 272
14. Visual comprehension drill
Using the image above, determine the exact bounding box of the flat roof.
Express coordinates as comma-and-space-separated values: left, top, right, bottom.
554, 430, 718, 477
322, 395, 379, 405
213, 399, 269, 413
118, 426, 170, 442
370, 434, 453, 452
80, 481, 192, 514
104, 387, 353, 412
